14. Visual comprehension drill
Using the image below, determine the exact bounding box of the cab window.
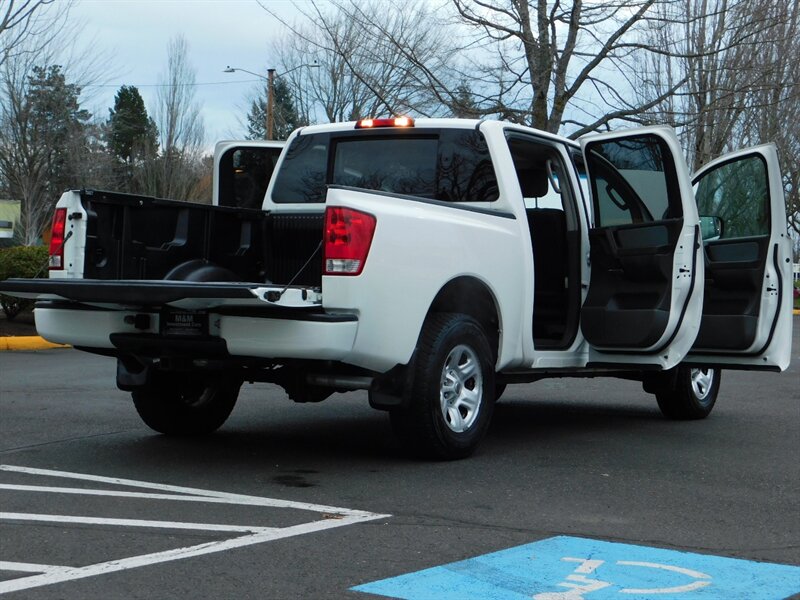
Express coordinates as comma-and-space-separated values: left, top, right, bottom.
695, 155, 769, 239
271, 129, 499, 204
585, 136, 681, 227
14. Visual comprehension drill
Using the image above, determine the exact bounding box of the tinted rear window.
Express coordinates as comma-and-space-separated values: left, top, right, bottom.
271, 129, 498, 203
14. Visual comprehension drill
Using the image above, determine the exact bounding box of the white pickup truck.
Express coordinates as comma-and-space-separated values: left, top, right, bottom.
1, 118, 793, 459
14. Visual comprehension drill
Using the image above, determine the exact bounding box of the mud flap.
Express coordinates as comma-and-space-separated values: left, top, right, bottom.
116, 356, 152, 391
368, 361, 415, 411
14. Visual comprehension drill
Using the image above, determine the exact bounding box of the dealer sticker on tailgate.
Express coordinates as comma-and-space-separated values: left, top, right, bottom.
160, 310, 208, 336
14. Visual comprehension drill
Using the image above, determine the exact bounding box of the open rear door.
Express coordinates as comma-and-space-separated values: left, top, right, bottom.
686, 144, 792, 371
579, 127, 704, 369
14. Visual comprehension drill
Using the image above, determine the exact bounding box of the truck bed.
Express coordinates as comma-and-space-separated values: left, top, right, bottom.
79, 190, 323, 287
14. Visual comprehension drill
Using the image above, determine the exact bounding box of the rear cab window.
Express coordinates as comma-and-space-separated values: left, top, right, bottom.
270, 128, 499, 205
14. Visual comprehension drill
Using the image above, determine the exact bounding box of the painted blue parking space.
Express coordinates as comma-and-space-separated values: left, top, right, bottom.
353, 536, 800, 600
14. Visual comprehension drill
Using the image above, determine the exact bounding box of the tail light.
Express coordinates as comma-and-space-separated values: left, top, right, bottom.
324, 207, 376, 276
48, 208, 68, 270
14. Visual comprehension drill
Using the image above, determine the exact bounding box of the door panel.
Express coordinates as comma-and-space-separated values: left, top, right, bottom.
706, 239, 761, 262
693, 236, 767, 350
582, 220, 682, 348
688, 145, 792, 370
579, 127, 704, 368
614, 223, 672, 249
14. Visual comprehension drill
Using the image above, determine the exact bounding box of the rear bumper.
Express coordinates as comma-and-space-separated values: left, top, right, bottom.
34, 305, 359, 362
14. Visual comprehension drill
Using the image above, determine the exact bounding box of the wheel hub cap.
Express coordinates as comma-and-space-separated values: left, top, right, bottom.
440, 344, 483, 433
690, 368, 714, 401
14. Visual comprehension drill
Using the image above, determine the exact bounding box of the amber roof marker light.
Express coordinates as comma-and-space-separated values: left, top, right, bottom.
355, 117, 415, 129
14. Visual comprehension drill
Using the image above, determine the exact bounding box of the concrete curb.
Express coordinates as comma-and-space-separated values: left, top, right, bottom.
0, 336, 70, 351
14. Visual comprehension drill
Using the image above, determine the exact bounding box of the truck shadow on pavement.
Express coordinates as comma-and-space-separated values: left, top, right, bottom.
98, 392, 670, 469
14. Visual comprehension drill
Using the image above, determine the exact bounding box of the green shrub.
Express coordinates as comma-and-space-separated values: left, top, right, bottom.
0, 245, 49, 320
794, 279, 800, 310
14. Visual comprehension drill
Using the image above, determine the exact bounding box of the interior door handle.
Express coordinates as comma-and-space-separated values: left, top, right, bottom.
604, 228, 620, 255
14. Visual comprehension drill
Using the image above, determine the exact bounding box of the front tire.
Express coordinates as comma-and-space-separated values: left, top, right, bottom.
655, 366, 720, 420
391, 313, 495, 460
132, 373, 241, 435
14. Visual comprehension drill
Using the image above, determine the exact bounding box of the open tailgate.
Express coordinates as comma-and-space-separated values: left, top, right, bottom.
0, 278, 321, 310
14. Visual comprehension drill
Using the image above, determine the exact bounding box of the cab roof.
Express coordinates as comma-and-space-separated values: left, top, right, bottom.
293, 118, 578, 148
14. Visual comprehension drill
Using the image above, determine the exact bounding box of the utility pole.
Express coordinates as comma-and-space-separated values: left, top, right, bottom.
266, 68, 276, 141
224, 63, 319, 140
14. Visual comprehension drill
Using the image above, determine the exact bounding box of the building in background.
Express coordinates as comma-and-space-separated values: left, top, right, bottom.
0, 200, 20, 240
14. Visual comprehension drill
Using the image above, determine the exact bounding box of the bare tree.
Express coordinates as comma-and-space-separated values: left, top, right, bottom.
0, 0, 73, 67
263, 0, 453, 122
272, 19, 384, 123
264, 0, 699, 136
636, 0, 799, 233
138, 35, 207, 201
457, 0, 699, 135
738, 0, 799, 236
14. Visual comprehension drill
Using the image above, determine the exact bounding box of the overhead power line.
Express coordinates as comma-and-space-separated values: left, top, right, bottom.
83, 79, 263, 88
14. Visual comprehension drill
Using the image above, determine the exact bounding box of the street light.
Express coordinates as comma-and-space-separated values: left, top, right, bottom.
224, 62, 319, 140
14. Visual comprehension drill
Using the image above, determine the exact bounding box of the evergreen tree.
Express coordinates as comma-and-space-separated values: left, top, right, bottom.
107, 85, 158, 164
246, 78, 302, 140
0, 64, 96, 243
450, 83, 480, 119
106, 85, 158, 192
27, 65, 92, 194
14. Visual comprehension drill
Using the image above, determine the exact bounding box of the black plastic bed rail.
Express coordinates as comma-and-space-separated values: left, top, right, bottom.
0, 278, 259, 305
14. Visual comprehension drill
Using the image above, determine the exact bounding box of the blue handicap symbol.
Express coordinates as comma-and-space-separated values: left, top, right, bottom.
352, 536, 800, 599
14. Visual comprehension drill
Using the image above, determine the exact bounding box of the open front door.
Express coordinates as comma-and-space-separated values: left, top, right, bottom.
687, 144, 792, 371
579, 127, 704, 369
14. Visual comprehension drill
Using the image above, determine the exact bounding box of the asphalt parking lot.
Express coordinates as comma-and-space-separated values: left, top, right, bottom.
1, 318, 798, 599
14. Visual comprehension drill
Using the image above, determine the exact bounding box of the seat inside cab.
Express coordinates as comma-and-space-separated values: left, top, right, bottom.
508, 137, 581, 350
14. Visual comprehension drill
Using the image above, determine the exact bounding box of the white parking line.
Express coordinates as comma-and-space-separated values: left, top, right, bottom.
0, 561, 69, 575
0, 483, 356, 509
0, 464, 374, 515
0, 464, 390, 595
1, 512, 276, 534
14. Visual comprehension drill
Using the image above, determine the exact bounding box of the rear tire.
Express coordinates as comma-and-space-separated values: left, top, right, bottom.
390, 313, 495, 460
0, 296, 26, 320
655, 366, 720, 420
132, 373, 241, 435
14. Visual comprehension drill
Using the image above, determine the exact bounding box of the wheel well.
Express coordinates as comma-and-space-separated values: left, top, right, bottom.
428, 277, 500, 358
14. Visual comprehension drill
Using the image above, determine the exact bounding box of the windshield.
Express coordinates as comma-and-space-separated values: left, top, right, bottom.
271, 128, 499, 204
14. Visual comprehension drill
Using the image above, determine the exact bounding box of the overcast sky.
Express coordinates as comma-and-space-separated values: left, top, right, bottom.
71, 0, 310, 148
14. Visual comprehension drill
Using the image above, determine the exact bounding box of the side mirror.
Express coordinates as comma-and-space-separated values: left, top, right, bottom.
699, 215, 724, 241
